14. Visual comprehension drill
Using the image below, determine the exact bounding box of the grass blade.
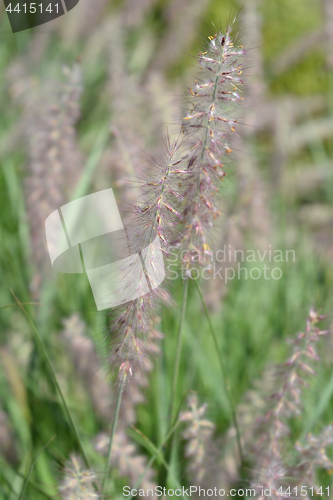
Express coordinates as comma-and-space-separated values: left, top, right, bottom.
101, 372, 126, 494
194, 279, 244, 465
10, 289, 90, 469
18, 436, 55, 500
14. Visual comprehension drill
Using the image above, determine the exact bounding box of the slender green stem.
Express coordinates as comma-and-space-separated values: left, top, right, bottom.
0, 460, 55, 499
18, 436, 55, 500
0, 472, 18, 496
102, 372, 126, 494
131, 391, 189, 489
0, 302, 41, 310
169, 279, 189, 423
73, 126, 110, 201
128, 419, 182, 500
10, 289, 90, 468
194, 279, 244, 465
130, 425, 183, 494
165, 279, 189, 486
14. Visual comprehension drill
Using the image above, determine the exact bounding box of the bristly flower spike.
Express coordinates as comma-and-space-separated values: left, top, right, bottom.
106, 21, 246, 393
133, 133, 188, 255
249, 310, 329, 485
59, 454, 100, 500
180, 20, 246, 266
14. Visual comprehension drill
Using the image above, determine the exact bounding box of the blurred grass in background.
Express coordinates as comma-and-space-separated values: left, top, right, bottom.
0, 0, 333, 497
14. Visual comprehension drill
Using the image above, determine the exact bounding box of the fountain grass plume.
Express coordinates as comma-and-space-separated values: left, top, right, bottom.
180, 19, 246, 266
59, 454, 100, 500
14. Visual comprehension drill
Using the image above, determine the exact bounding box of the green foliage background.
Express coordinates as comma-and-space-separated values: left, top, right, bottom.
0, 0, 332, 497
